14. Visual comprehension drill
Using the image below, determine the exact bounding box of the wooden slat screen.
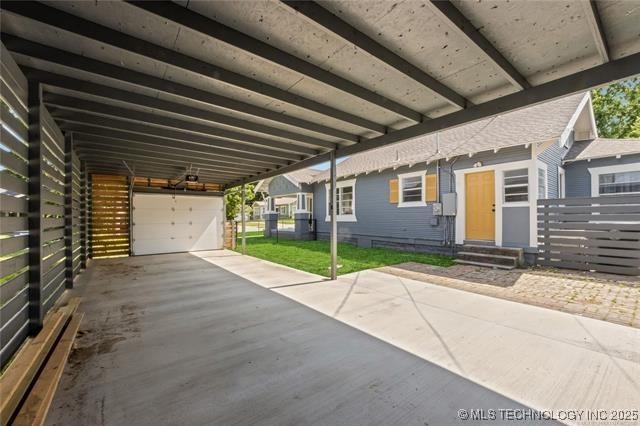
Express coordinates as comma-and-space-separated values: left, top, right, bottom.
90, 174, 130, 258
538, 195, 640, 276
40, 107, 67, 314
71, 153, 82, 275
132, 176, 222, 192
0, 42, 30, 367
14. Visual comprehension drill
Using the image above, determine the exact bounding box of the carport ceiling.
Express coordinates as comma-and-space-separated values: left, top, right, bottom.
1, 1, 639, 187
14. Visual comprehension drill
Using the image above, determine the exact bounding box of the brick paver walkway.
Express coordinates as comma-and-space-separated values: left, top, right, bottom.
379, 263, 640, 328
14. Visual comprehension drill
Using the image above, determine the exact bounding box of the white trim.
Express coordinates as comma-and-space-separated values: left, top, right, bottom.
454, 159, 534, 247
588, 163, 640, 197
397, 170, 427, 208
536, 160, 548, 200
558, 166, 566, 198
558, 93, 591, 148
294, 192, 314, 214
324, 178, 356, 222
254, 179, 267, 193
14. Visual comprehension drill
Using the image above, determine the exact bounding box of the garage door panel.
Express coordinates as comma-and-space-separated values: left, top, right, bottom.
175, 197, 220, 211
192, 219, 222, 251
133, 208, 175, 224
188, 210, 221, 223
133, 223, 174, 239
132, 193, 223, 255
133, 194, 175, 209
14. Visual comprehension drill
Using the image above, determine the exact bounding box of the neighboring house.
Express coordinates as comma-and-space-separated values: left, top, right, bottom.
259, 93, 640, 265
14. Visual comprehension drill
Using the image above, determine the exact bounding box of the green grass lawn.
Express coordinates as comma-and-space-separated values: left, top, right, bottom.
233, 236, 454, 277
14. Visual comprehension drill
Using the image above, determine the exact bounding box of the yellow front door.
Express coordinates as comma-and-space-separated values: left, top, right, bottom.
465, 170, 495, 241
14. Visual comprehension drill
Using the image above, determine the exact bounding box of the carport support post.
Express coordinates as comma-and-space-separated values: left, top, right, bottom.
330, 150, 337, 280
241, 184, 246, 254
27, 80, 44, 334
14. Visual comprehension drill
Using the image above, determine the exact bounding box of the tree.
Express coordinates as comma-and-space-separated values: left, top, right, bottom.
224, 184, 255, 220
591, 77, 640, 138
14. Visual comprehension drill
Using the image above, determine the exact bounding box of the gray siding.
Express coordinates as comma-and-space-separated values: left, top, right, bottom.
313, 164, 445, 246
268, 175, 311, 197
502, 207, 530, 247
537, 141, 566, 199
312, 145, 535, 252
564, 155, 640, 197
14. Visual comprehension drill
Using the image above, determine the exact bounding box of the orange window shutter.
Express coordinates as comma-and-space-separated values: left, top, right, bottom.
389, 178, 399, 203
425, 174, 437, 202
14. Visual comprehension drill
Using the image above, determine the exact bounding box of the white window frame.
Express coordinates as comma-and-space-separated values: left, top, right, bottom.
502, 168, 530, 207
294, 192, 314, 214
588, 163, 640, 197
557, 166, 565, 198
324, 178, 356, 222
398, 170, 427, 208
536, 161, 548, 200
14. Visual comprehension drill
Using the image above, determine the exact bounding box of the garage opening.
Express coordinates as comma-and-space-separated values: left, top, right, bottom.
131, 192, 224, 256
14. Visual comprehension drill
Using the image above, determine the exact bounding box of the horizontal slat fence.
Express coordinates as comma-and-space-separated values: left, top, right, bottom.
40, 106, 67, 314
90, 174, 130, 258
538, 196, 640, 276
0, 42, 30, 367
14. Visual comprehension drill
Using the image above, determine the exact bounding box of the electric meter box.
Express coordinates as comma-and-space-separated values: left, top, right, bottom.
442, 193, 457, 216
432, 203, 442, 216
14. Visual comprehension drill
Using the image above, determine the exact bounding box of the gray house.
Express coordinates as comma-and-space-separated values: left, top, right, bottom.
256, 93, 640, 265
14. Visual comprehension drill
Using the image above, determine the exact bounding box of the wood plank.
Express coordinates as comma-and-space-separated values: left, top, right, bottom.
540, 222, 640, 231
538, 244, 640, 259
538, 213, 640, 222
0, 311, 67, 423
538, 205, 640, 214
0, 150, 27, 177
538, 251, 639, 267
0, 127, 27, 159
538, 195, 640, 206
11, 311, 84, 426
538, 237, 639, 249
0, 171, 28, 195
0, 217, 28, 233
537, 259, 639, 276
0, 193, 27, 214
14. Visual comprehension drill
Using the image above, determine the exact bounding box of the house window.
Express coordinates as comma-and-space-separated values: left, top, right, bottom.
338, 186, 353, 214
324, 179, 356, 221
503, 168, 529, 203
398, 171, 426, 207
402, 176, 422, 202
537, 167, 547, 199
599, 171, 640, 195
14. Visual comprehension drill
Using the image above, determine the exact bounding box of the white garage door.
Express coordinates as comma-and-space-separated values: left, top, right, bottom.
132, 193, 224, 255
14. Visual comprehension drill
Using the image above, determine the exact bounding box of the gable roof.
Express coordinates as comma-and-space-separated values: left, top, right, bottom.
564, 138, 640, 162
306, 93, 588, 182
254, 167, 321, 192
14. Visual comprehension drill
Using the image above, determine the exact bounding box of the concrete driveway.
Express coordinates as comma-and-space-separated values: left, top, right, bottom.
49, 251, 548, 425
198, 251, 640, 423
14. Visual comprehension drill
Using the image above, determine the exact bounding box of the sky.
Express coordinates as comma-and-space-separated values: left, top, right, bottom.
311, 157, 347, 171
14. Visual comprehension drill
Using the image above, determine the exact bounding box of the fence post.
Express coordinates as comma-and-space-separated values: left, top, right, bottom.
64, 132, 74, 288
27, 80, 44, 335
